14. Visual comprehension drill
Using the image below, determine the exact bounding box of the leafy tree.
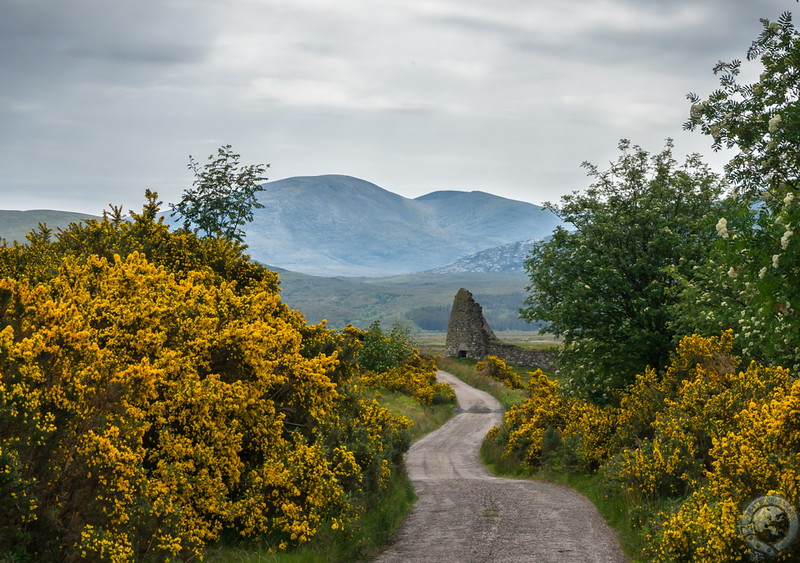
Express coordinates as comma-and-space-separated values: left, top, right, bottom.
357, 320, 414, 373
170, 144, 268, 243
521, 139, 725, 403
681, 11, 800, 372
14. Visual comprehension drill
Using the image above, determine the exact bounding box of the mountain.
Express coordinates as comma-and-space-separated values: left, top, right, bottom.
0, 210, 99, 244
242, 175, 560, 276
426, 238, 539, 274
2, 175, 560, 278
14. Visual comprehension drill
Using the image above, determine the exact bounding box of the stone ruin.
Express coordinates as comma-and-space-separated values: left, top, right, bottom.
444, 288, 554, 370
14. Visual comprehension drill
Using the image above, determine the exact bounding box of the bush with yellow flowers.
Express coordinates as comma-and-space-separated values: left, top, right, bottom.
475, 356, 524, 389
486, 369, 575, 466
0, 195, 413, 561
355, 322, 454, 406
486, 331, 800, 561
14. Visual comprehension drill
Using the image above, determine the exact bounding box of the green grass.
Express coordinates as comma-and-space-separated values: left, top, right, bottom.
436, 357, 526, 410
373, 389, 455, 442
435, 356, 562, 411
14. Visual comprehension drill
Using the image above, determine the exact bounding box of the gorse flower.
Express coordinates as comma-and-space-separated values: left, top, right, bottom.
0, 196, 415, 561
486, 332, 800, 562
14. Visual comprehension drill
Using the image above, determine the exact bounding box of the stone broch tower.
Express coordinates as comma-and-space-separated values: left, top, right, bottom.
444, 288, 496, 360
444, 287, 555, 369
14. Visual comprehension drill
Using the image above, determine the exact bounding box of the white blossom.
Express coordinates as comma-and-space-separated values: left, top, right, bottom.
759, 266, 768, 279
772, 254, 780, 268
781, 228, 793, 249
716, 217, 729, 238
769, 114, 782, 133
728, 266, 737, 278
784, 192, 795, 207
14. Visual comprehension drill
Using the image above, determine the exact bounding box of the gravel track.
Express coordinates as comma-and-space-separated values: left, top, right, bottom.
373, 371, 627, 563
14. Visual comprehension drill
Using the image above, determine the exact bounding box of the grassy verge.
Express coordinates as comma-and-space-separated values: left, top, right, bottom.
436, 356, 528, 410
206, 389, 455, 562
374, 388, 455, 442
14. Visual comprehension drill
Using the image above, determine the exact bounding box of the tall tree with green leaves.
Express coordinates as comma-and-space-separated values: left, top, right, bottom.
521, 139, 725, 404
170, 144, 269, 243
678, 10, 800, 372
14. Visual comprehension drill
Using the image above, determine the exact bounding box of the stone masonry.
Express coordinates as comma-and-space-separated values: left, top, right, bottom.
444, 288, 554, 370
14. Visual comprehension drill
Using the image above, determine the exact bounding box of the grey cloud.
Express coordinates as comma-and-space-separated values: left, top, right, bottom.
0, 0, 213, 84
0, 0, 795, 214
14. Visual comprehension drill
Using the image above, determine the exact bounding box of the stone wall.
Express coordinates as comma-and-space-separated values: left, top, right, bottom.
486, 342, 555, 371
444, 287, 555, 370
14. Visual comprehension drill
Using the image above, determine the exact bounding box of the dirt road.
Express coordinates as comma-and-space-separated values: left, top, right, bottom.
373, 371, 627, 563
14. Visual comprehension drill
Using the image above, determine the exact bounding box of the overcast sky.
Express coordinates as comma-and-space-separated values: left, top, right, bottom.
0, 0, 793, 214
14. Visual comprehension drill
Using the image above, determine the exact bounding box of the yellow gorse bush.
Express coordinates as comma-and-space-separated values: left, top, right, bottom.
0, 197, 412, 561
487, 331, 800, 561
475, 356, 524, 389
359, 350, 454, 405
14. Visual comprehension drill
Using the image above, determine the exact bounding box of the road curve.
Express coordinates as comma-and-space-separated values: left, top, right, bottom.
373, 371, 627, 563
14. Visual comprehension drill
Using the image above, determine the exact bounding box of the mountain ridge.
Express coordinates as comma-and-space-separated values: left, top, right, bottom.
243, 175, 559, 276
0, 210, 99, 244
425, 238, 539, 274
2, 175, 560, 277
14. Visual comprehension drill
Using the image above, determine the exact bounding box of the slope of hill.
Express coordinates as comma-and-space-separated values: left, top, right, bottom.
426, 239, 539, 274
0, 210, 99, 243
242, 175, 559, 276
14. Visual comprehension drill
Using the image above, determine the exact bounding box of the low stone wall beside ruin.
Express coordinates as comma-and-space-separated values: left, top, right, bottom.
486, 342, 555, 371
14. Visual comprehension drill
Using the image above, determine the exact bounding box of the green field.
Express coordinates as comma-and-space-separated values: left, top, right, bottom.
412, 331, 561, 356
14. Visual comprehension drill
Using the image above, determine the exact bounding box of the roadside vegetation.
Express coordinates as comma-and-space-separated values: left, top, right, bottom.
3, 9, 799, 563
482, 13, 800, 563
0, 155, 455, 561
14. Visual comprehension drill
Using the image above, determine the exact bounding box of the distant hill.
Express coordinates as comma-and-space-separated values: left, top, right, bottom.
240, 175, 560, 276
426, 238, 539, 274
2, 175, 560, 278
0, 210, 99, 244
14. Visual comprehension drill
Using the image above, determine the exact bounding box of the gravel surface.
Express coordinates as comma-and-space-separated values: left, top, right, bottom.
373, 371, 627, 563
